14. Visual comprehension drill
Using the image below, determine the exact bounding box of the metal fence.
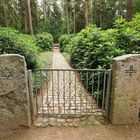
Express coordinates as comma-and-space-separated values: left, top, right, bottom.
33, 68, 112, 119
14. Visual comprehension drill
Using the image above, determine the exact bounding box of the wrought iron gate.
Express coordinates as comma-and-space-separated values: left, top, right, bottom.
34, 68, 112, 119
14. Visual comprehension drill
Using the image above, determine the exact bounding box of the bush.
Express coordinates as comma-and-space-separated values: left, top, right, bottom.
70, 25, 124, 69
0, 27, 39, 69
34, 32, 53, 51
114, 18, 140, 54
59, 34, 75, 53
60, 14, 140, 100
68, 14, 140, 70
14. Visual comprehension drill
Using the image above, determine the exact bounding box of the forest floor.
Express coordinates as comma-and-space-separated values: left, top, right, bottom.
1, 125, 140, 140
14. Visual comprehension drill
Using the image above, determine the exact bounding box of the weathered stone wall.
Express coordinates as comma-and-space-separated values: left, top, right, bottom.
110, 54, 140, 124
0, 54, 31, 130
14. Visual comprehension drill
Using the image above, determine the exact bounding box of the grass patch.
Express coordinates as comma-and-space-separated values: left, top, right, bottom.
32, 51, 53, 93
38, 51, 53, 68
63, 52, 71, 64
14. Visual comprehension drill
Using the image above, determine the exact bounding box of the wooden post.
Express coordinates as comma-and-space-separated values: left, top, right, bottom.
28, 70, 35, 123
105, 69, 112, 120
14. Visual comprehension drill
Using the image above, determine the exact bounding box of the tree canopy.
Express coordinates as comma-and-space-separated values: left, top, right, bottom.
0, 0, 140, 42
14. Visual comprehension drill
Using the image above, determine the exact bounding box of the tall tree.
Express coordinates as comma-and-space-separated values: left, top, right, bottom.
35, 0, 39, 28
2, 1, 8, 27
90, 0, 94, 24
65, 0, 70, 34
73, 0, 76, 33
18, 0, 28, 32
85, 0, 89, 26
126, 0, 132, 21
43, 0, 47, 24
99, 0, 103, 28
27, 0, 33, 35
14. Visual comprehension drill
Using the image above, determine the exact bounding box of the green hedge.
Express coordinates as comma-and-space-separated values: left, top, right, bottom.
59, 14, 140, 100
59, 14, 140, 70
70, 26, 125, 69
0, 27, 39, 69
59, 34, 75, 53
34, 32, 53, 51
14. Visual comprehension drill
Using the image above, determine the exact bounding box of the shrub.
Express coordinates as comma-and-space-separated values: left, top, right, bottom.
114, 18, 140, 54
70, 26, 123, 69
0, 27, 39, 69
69, 14, 140, 70
59, 34, 75, 53
34, 32, 53, 51
61, 13, 140, 100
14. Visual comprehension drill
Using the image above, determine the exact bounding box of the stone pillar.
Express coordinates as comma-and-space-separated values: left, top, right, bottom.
0, 54, 31, 131
110, 54, 140, 124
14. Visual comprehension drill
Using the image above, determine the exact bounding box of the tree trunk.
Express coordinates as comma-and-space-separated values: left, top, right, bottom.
35, 0, 39, 28
24, 14, 28, 33
43, 0, 47, 24
99, 0, 103, 28
65, 0, 70, 34
90, 0, 94, 24
85, 0, 88, 27
27, 0, 33, 35
3, 2, 8, 27
73, 0, 76, 33
126, 0, 132, 21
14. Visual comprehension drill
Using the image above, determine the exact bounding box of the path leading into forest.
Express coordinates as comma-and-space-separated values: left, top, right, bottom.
39, 47, 99, 115
35, 46, 105, 127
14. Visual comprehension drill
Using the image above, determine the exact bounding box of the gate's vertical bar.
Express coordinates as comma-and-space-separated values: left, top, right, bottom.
69, 71, 71, 115
63, 70, 66, 115
52, 70, 54, 115
102, 71, 107, 110
35, 70, 38, 115
86, 71, 89, 124
40, 70, 44, 115
86, 71, 89, 115
57, 70, 60, 115
80, 71, 83, 116
91, 71, 95, 113
105, 69, 112, 119
97, 71, 101, 107
46, 71, 49, 115
28, 70, 35, 123
75, 71, 77, 115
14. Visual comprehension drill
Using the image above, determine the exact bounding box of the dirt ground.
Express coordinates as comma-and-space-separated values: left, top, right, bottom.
1, 124, 140, 140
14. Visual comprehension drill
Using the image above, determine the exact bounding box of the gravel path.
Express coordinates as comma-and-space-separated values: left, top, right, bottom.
35, 47, 105, 127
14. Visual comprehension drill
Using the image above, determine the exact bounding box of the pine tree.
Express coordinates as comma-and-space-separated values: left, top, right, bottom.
27, 0, 33, 35
85, 0, 89, 26
126, 0, 132, 21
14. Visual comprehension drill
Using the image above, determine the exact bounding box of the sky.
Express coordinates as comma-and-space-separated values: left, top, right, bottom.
38, 0, 61, 5
38, 0, 42, 5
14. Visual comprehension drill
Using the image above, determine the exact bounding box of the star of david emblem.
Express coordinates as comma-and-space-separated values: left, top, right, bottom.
0, 67, 13, 80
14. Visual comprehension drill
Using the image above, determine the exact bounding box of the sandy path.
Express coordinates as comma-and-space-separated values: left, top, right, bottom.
1, 125, 140, 140
38, 47, 100, 116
